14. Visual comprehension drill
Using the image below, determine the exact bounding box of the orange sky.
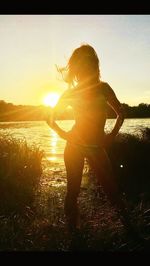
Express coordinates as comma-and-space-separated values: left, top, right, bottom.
0, 15, 150, 106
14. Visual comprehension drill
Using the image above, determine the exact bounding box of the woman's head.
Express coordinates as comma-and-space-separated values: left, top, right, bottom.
58, 44, 100, 87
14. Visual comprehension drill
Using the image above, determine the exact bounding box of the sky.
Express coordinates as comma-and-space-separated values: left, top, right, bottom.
0, 15, 150, 106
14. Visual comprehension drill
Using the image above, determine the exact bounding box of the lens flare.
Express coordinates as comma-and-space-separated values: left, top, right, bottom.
43, 93, 60, 107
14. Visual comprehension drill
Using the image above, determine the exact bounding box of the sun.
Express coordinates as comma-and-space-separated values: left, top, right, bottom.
43, 93, 60, 107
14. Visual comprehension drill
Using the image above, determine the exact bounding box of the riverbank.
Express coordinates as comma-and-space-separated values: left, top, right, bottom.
0, 130, 150, 251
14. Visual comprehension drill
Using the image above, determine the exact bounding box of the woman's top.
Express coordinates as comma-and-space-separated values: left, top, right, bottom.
54, 81, 118, 146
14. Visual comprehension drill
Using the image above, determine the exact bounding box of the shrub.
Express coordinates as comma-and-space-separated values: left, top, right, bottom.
0, 133, 44, 214
107, 128, 150, 202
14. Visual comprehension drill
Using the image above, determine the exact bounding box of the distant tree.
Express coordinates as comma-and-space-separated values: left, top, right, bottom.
0, 100, 150, 121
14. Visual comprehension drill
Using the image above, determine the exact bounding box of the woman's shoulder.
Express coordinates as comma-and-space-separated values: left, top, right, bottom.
59, 88, 75, 102
99, 81, 115, 97
100, 80, 110, 89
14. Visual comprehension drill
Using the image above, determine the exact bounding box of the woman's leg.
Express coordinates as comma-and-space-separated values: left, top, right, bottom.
87, 148, 120, 204
87, 148, 134, 230
64, 143, 84, 231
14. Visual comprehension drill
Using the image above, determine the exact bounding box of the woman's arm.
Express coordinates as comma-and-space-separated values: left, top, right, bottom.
46, 109, 68, 140
45, 90, 71, 140
108, 98, 124, 137
104, 84, 124, 146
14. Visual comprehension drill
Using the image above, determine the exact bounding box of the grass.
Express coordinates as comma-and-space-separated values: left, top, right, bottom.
0, 133, 43, 214
0, 129, 150, 251
107, 127, 150, 203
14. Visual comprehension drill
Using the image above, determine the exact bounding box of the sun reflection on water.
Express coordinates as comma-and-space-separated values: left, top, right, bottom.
47, 156, 57, 162
49, 130, 58, 156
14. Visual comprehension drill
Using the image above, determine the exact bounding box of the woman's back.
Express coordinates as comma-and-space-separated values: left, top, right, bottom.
67, 81, 109, 146
50, 44, 123, 147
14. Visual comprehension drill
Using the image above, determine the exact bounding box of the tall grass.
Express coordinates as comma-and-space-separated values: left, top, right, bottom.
0, 133, 43, 214
107, 127, 150, 202
0, 129, 150, 251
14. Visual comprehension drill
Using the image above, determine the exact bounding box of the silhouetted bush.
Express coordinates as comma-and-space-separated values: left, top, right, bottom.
107, 128, 150, 202
0, 134, 43, 214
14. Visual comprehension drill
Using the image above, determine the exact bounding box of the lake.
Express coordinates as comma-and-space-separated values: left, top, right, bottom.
0, 118, 150, 167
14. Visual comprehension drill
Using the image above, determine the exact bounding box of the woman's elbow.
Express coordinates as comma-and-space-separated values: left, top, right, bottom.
118, 111, 124, 125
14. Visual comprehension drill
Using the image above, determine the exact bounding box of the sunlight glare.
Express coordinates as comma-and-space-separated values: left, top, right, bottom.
43, 93, 60, 107
47, 156, 57, 161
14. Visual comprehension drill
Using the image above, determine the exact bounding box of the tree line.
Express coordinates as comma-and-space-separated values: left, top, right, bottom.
0, 100, 150, 122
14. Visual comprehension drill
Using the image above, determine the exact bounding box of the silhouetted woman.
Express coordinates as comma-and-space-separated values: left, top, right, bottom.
46, 44, 135, 233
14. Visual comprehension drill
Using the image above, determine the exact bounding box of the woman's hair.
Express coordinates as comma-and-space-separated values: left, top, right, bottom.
57, 44, 100, 87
